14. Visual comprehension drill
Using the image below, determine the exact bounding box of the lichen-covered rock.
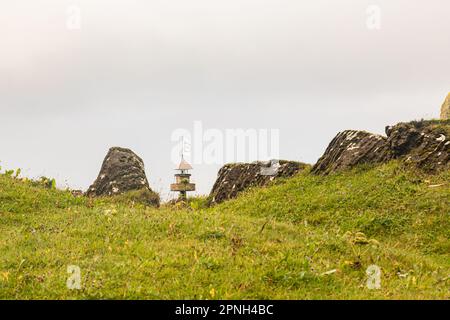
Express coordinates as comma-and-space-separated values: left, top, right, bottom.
313, 120, 450, 175
86, 147, 159, 205
440, 92, 450, 120
208, 160, 308, 205
385, 123, 423, 156
311, 130, 392, 174
386, 121, 450, 172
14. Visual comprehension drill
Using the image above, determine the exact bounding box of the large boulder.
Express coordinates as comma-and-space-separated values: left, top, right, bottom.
440, 92, 450, 120
208, 160, 308, 205
386, 121, 450, 172
313, 120, 450, 175
311, 130, 392, 174
87, 147, 159, 205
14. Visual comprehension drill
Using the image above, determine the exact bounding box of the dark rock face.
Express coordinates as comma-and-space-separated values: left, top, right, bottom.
386, 121, 450, 172
87, 147, 158, 203
208, 160, 308, 205
313, 120, 450, 174
311, 130, 392, 174
385, 123, 423, 156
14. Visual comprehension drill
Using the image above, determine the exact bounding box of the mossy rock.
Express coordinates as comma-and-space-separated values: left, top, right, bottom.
111, 188, 160, 208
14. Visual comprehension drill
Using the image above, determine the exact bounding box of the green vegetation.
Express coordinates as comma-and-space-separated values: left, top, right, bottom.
0, 161, 449, 299
409, 118, 450, 134
108, 189, 161, 208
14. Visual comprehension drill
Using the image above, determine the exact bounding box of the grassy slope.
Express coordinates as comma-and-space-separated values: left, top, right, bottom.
0, 161, 449, 299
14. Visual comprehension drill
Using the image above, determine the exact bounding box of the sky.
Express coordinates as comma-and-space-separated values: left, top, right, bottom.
1, 0, 449, 200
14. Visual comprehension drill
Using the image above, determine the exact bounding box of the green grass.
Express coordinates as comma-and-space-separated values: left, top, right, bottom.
0, 161, 449, 299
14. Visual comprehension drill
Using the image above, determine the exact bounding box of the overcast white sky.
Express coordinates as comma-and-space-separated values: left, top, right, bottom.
0, 0, 449, 199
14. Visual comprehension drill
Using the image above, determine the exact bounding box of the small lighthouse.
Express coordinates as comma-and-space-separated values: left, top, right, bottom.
170, 156, 196, 201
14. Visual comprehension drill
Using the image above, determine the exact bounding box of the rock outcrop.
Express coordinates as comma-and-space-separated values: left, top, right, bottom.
208, 160, 308, 205
386, 121, 450, 172
87, 147, 159, 206
311, 130, 392, 175
441, 93, 450, 120
207, 119, 448, 205
313, 120, 450, 174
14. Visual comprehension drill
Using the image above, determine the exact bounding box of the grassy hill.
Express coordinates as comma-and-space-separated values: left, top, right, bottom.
0, 161, 449, 299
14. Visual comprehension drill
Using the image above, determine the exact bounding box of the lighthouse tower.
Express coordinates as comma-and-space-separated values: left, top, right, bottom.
170, 156, 196, 201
